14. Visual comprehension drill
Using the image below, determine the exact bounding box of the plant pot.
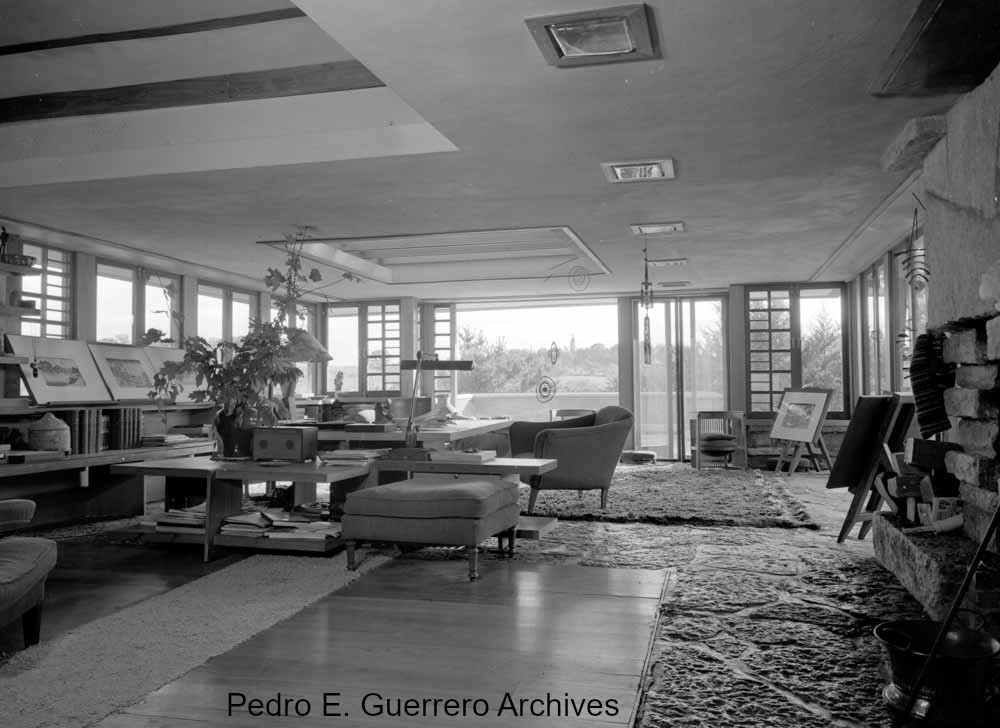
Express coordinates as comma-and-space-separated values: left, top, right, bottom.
214, 411, 254, 458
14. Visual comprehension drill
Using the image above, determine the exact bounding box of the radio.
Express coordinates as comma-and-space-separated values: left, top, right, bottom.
252, 427, 318, 461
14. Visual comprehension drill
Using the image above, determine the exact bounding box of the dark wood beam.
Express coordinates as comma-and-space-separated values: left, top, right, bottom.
0, 8, 306, 57
0, 61, 384, 124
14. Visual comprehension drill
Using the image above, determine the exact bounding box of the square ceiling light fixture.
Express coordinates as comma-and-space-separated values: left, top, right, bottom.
602, 158, 675, 183
630, 221, 685, 235
525, 4, 659, 68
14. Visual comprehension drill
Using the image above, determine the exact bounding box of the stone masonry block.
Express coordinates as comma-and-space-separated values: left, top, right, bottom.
956, 364, 1000, 390
961, 482, 1000, 553
989, 316, 1000, 361
945, 451, 999, 491
943, 328, 988, 364
944, 387, 1000, 419
955, 419, 1000, 458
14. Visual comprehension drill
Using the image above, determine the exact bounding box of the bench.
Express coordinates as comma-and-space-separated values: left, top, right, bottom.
341, 476, 519, 580
0, 499, 57, 648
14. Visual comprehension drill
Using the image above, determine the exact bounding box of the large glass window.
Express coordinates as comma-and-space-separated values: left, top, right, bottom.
365, 303, 401, 395
327, 305, 360, 394
197, 285, 225, 346
20, 243, 71, 339
455, 301, 619, 420
746, 284, 847, 417
96, 263, 134, 343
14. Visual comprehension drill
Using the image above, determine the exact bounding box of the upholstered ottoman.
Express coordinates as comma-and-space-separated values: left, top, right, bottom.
342, 477, 519, 580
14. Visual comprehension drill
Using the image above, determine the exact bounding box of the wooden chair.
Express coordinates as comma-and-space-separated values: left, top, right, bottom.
692, 411, 746, 469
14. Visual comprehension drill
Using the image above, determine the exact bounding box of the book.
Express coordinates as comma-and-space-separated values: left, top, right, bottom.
344, 423, 397, 433
319, 448, 391, 461
429, 449, 497, 463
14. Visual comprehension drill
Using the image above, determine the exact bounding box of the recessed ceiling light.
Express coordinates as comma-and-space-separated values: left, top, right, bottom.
630, 221, 685, 235
649, 257, 688, 267
602, 158, 675, 183
657, 281, 690, 288
525, 4, 659, 69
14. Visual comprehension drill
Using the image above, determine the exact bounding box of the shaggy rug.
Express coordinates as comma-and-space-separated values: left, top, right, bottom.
519, 464, 817, 529
0, 550, 390, 728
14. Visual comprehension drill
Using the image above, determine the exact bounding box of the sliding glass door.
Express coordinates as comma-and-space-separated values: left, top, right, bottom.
634, 297, 727, 459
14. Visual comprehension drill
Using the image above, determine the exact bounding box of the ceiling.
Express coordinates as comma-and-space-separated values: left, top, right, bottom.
0, 0, 974, 303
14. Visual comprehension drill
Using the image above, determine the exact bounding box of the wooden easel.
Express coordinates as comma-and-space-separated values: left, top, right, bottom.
774, 434, 833, 475
771, 387, 834, 476
830, 394, 915, 543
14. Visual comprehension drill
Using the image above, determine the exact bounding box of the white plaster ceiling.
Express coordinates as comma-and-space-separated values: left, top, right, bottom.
0, 0, 959, 301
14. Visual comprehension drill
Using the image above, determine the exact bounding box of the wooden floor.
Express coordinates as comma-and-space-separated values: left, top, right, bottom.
99, 558, 668, 727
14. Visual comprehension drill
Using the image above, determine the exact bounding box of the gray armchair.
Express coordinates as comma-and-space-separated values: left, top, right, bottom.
0, 499, 58, 648
509, 405, 634, 513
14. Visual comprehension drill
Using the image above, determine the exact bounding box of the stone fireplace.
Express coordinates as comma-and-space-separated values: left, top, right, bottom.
872, 60, 1000, 628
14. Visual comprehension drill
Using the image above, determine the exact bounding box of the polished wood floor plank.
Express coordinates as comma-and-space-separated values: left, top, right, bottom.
107, 562, 667, 728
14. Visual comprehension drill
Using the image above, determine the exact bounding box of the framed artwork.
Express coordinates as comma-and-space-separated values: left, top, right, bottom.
6, 335, 113, 405
88, 344, 158, 401
144, 346, 201, 403
769, 388, 833, 443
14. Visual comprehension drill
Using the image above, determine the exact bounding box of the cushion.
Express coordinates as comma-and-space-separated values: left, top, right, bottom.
344, 479, 519, 519
0, 537, 57, 606
700, 432, 737, 442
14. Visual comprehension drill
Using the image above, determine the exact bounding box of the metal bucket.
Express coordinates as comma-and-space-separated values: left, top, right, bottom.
873, 617, 1000, 724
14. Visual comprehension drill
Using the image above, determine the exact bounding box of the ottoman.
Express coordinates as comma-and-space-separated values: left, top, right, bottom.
341, 477, 520, 580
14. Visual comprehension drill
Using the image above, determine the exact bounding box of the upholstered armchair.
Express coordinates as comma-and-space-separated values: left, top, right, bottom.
509, 405, 634, 513
0, 499, 58, 648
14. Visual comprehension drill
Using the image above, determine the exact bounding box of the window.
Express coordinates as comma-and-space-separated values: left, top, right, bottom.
197, 285, 225, 346
746, 284, 847, 417
140, 269, 179, 342
861, 260, 891, 394
96, 263, 135, 343
455, 301, 619, 420
422, 303, 456, 399
270, 299, 318, 397
19, 243, 71, 339
891, 235, 928, 394
327, 305, 360, 394
365, 302, 401, 395
197, 284, 257, 346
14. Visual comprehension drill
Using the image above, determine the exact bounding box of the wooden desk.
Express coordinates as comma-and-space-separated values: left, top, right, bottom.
316, 418, 511, 448
112, 458, 371, 560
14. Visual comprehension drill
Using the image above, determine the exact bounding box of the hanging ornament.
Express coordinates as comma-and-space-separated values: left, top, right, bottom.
643, 314, 652, 365
640, 237, 653, 364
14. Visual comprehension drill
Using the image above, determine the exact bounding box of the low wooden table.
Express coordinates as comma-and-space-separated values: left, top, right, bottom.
112, 457, 371, 560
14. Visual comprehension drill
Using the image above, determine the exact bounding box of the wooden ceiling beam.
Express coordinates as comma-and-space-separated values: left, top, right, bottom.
0, 8, 306, 57
0, 61, 384, 124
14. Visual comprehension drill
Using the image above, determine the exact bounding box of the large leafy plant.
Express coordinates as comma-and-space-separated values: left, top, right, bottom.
147, 229, 325, 429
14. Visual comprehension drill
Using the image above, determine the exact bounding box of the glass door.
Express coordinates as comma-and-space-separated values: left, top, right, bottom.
635, 296, 727, 459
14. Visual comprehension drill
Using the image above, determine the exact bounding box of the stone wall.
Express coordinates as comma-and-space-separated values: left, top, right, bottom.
942, 321, 1000, 551
923, 63, 1000, 328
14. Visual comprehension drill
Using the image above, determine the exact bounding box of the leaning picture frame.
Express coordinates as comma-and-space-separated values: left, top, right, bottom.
6, 335, 113, 405
144, 346, 201, 404
88, 343, 159, 401
769, 388, 833, 444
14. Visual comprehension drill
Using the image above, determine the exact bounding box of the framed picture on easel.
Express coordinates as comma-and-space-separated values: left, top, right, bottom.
770, 388, 834, 475
770, 388, 832, 443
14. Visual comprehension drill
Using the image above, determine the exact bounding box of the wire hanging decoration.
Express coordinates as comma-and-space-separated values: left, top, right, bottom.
640, 237, 653, 364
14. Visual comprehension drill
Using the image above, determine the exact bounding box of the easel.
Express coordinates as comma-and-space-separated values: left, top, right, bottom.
774, 435, 834, 475
771, 387, 834, 476
832, 394, 915, 543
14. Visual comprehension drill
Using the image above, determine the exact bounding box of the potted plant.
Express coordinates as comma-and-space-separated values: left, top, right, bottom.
147, 229, 328, 457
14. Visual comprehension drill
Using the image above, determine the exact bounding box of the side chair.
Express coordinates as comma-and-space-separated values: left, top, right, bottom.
0, 499, 58, 648
509, 405, 634, 512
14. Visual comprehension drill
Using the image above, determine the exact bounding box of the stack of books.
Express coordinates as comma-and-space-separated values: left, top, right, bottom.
266, 521, 340, 541
429, 449, 497, 463
141, 433, 191, 447
219, 510, 313, 538
155, 503, 206, 534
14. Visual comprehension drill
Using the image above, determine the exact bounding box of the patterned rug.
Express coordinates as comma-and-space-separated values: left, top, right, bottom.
519, 463, 817, 529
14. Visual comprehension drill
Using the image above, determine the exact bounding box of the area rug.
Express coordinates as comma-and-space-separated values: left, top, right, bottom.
0, 549, 391, 728
519, 464, 817, 529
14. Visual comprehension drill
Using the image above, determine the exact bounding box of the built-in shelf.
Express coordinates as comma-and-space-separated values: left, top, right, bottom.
0, 262, 40, 276
0, 304, 40, 317
0, 440, 214, 479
